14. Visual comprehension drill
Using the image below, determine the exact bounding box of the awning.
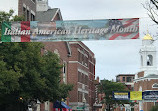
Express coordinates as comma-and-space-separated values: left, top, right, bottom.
54, 101, 71, 109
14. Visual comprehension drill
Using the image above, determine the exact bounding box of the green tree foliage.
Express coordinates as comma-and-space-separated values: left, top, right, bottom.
98, 79, 129, 111
150, 104, 158, 111
0, 43, 73, 111
0, 10, 25, 38
0, 10, 73, 111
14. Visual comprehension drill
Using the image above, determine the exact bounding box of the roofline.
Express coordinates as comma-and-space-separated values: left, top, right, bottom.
51, 8, 63, 21
116, 74, 135, 77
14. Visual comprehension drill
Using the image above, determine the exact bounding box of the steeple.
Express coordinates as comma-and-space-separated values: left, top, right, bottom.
139, 32, 157, 76
143, 33, 153, 40
36, 0, 49, 12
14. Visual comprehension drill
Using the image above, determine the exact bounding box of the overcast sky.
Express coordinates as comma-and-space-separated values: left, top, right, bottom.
49, 0, 158, 80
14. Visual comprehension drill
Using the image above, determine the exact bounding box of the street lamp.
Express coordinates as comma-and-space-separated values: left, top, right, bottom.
83, 98, 86, 111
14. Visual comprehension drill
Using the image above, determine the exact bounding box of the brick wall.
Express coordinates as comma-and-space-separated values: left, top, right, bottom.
134, 79, 158, 91
137, 71, 144, 78
134, 79, 158, 111
18, 0, 36, 21
43, 41, 96, 110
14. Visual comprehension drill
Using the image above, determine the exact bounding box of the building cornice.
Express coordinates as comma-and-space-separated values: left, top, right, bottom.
134, 76, 158, 83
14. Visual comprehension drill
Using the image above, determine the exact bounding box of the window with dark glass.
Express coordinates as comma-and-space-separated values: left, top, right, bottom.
126, 77, 132, 82
31, 13, 35, 21
123, 77, 125, 82
23, 7, 26, 15
27, 10, 29, 21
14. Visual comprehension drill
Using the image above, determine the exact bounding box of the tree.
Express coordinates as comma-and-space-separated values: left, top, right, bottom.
144, 0, 158, 24
98, 79, 129, 111
0, 10, 73, 111
0, 10, 24, 39
150, 104, 158, 111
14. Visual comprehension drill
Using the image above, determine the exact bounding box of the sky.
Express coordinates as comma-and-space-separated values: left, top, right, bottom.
48, 0, 158, 80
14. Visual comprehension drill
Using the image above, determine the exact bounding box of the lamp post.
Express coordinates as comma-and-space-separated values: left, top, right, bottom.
83, 98, 86, 111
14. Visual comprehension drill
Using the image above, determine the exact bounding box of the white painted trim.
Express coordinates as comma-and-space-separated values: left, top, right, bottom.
23, 3, 26, 8
69, 42, 93, 57
69, 61, 89, 69
27, 6, 29, 10
77, 48, 88, 57
152, 83, 158, 88
134, 77, 158, 82
51, 8, 63, 21
78, 69, 88, 76
89, 60, 95, 65
31, 0, 36, 4
31, 10, 35, 15
51, 8, 59, 21
78, 82, 88, 87
78, 88, 88, 94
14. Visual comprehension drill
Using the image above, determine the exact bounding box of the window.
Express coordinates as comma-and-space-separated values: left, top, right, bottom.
126, 77, 132, 82
78, 51, 81, 63
152, 83, 158, 88
78, 72, 81, 82
85, 56, 88, 67
123, 77, 125, 82
63, 62, 67, 83
23, 7, 26, 21
31, 13, 35, 21
27, 10, 29, 21
78, 91, 82, 102
23, 7, 26, 15
147, 55, 153, 66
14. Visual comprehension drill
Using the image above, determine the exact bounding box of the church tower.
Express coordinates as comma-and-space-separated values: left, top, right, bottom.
134, 32, 158, 111
36, 0, 49, 12
139, 33, 158, 76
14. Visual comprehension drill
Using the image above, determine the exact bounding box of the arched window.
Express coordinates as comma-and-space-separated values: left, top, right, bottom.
54, 49, 60, 57
152, 83, 158, 88
139, 86, 142, 91
147, 55, 153, 66
63, 62, 67, 83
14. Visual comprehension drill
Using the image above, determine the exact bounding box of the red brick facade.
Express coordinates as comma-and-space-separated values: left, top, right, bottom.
42, 42, 96, 111
18, 0, 36, 21
134, 79, 158, 111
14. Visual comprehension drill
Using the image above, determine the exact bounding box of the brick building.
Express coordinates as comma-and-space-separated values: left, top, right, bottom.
42, 41, 96, 111
18, 0, 36, 21
134, 33, 158, 111
116, 74, 135, 90
9, 1, 96, 110
93, 77, 105, 111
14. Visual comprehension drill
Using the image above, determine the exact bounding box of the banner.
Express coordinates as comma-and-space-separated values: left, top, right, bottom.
1, 18, 139, 42
112, 91, 130, 100
130, 91, 142, 100
143, 91, 158, 101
